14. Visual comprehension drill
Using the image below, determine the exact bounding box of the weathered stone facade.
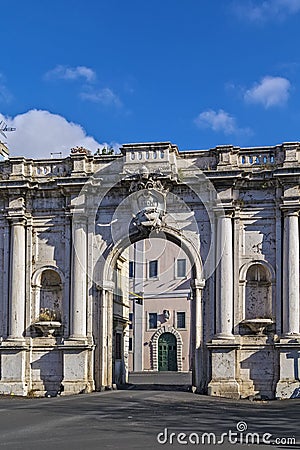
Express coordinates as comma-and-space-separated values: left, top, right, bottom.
0, 141, 299, 399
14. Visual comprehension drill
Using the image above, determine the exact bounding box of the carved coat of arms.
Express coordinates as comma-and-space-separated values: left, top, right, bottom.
128, 168, 168, 231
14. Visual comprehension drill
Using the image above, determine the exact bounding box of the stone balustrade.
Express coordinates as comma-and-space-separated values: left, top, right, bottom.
239, 151, 276, 166
0, 142, 299, 182
33, 162, 70, 177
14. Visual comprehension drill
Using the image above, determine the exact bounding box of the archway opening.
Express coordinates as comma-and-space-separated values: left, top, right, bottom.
125, 236, 191, 376
99, 227, 204, 390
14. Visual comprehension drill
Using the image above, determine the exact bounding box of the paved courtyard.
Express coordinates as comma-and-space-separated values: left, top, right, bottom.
0, 388, 299, 450
128, 370, 192, 387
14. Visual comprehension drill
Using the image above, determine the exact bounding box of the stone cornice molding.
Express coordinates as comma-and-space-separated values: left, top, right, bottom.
1, 339, 27, 349
213, 205, 235, 218
205, 170, 243, 181
71, 213, 88, 225
273, 168, 300, 178
280, 205, 300, 216
6, 212, 27, 226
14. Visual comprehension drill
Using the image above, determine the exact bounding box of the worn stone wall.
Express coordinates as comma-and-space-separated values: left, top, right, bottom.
0, 141, 298, 398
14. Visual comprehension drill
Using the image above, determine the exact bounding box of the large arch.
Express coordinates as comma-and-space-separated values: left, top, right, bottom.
95, 224, 205, 391
82, 158, 212, 392
102, 225, 203, 284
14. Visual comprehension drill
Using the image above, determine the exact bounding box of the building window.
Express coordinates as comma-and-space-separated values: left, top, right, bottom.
129, 337, 133, 352
129, 261, 134, 278
177, 312, 186, 329
115, 333, 122, 360
129, 312, 133, 330
148, 313, 157, 329
176, 259, 186, 278
149, 260, 158, 278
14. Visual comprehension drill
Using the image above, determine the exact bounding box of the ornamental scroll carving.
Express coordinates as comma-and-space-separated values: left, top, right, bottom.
127, 167, 169, 232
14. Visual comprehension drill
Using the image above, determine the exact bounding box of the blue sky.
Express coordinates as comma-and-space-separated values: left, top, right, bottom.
1, 0, 300, 158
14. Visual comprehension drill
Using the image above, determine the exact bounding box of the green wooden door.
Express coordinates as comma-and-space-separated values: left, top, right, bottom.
158, 333, 177, 371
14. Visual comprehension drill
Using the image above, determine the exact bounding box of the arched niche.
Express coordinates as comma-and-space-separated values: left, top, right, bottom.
240, 262, 274, 320
32, 266, 64, 322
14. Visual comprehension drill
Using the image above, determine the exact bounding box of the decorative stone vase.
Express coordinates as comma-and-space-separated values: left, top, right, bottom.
241, 318, 274, 335
33, 321, 62, 337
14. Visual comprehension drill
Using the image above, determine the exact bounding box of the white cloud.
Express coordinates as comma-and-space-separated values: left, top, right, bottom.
44, 66, 122, 108
244, 76, 291, 108
234, 0, 300, 22
194, 109, 250, 136
80, 87, 122, 107
0, 109, 119, 158
44, 65, 96, 82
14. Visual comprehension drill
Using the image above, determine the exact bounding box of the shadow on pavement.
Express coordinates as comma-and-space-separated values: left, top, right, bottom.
119, 383, 192, 391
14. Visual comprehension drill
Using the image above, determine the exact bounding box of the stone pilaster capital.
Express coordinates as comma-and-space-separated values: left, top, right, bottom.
7, 214, 27, 226
71, 211, 88, 226
281, 206, 299, 218
213, 206, 235, 219
6, 199, 27, 223
102, 281, 115, 293
191, 279, 205, 290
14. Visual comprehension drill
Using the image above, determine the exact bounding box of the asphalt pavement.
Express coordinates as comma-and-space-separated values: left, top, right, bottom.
0, 387, 299, 450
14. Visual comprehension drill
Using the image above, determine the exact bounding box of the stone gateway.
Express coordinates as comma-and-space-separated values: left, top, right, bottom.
0, 141, 299, 399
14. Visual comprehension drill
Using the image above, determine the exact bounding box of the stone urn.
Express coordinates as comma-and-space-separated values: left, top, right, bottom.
33, 321, 62, 337
241, 318, 274, 335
